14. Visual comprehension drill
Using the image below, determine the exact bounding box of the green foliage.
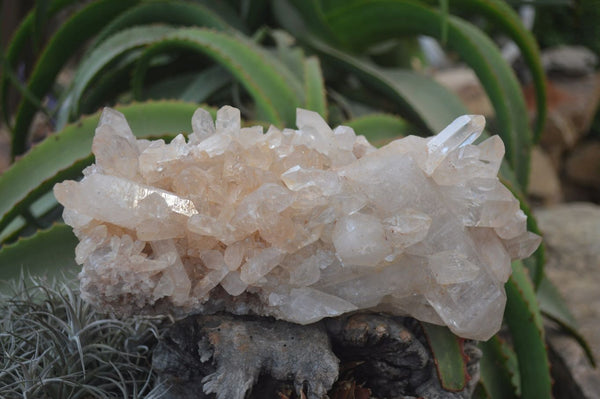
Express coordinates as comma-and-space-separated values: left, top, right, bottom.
479, 337, 519, 398
504, 261, 552, 398
533, 0, 600, 56
0, 1, 591, 398
0, 224, 78, 281
0, 101, 200, 238
0, 277, 167, 398
421, 323, 467, 391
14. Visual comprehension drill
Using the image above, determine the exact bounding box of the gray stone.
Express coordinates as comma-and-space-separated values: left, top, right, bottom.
536, 203, 600, 275
535, 203, 600, 397
528, 146, 562, 205
433, 67, 493, 118
548, 325, 600, 399
566, 141, 600, 189
542, 46, 598, 77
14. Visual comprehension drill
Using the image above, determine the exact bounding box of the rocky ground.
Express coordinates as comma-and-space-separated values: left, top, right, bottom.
536, 204, 600, 398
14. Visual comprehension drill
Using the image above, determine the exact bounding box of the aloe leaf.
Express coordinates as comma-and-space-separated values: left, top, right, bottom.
522, 200, 545, 289
66, 27, 301, 126
32, 0, 52, 53
260, 31, 308, 107
439, 0, 547, 141
505, 261, 553, 398
0, 101, 200, 238
240, 0, 269, 31
130, 42, 232, 104
537, 276, 596, 366
295, 0, 532, 188
57, 49, 146, 129
0, 190, 60, 244
193, 0, 250, 33
345, 113, 409, 145
90, 0, 232, 50
130, 40, 192, 101
472, 384, 491, 399
278, 0, 343, 46
147, 68, 232, 104
10, 0, 141, 158
306, 37, 468, 135
64, 25, 175, 120
0, 54, 48, 119
421, 323, 467, 391
0, 223, 79, 281
479, 337, 519, 399
165, 29, 302, 125
270, 30, 305, 78
76, 51, 145, 119
0, 0, 77, 126
303, 56, 327, 118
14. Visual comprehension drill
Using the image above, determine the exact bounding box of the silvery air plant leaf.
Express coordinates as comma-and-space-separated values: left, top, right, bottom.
53, 106, 540, 340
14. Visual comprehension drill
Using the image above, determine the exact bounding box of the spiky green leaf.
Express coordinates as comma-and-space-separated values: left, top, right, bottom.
421, 323, 467, 391
90, 0, 232, 50
479, 337, 519, 399
10, 0, 141, 157
141, 67, 232, 103
438, 0, 547, 140
303, 56, 328, 118
291, 0, 533, 188
0, 223, 78, 281
0, 101, 200, 238
345, 113, 409, 145
306, 37, 468, 135
505, 261, 553, 398
63, 25, 175, 120
63, 27, 301, 126
0, 0, 77, 125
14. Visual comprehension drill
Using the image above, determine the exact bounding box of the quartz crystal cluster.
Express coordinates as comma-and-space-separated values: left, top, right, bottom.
54, 106, 541, 340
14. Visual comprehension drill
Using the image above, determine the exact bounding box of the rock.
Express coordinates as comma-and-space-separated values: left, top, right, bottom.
535, 203, 600, 361
524, 73, 600, 166
153, 314, 338, 399
54, 106, 541, 341
153, 313, 481, 399
527, 146, 563, 205
433, 67, 494, 118
565, 141, 600, 189
326, 314, 480, 399
547, 325, 600, 399
542, 46, 598, 77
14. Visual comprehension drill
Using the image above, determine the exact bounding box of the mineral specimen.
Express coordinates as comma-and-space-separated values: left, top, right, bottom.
53, 106, 541, 340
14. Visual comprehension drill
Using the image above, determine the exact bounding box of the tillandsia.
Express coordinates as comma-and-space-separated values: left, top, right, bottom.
53, 106, 540, 340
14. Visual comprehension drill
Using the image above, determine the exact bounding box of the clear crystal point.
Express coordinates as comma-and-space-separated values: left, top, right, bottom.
425, 115, 486, 175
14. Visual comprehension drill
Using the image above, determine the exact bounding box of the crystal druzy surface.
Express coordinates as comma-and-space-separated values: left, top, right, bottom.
54, 106, 541, 340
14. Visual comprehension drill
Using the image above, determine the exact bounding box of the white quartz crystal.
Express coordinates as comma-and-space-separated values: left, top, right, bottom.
53, 106, 541, 340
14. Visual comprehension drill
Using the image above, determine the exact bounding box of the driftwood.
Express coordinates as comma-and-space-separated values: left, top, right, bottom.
153, 313, 481, 399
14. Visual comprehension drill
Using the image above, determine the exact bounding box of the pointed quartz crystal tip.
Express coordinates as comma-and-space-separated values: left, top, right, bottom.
190, 108, 215, 143
54, 106, 541, 341
424, 115, 485, 175
98, 107, 134, 138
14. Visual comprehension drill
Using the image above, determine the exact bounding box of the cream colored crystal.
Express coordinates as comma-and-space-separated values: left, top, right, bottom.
53, 106, 541, 340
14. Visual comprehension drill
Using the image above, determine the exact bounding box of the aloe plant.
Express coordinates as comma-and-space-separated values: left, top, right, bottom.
0, 1, 593, 398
